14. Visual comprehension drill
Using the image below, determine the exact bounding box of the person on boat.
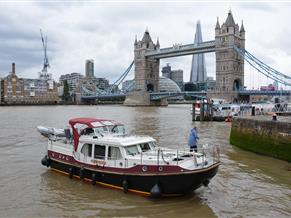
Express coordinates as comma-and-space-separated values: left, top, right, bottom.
188, 127, 199, 152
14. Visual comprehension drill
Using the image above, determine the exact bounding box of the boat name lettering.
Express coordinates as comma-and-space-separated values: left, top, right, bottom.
91, 159, 106, 165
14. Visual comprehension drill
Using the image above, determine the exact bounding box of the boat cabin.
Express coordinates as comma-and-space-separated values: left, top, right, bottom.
46, 117, 218, 172
217, 104, 240, 117
76, 135, 157, 168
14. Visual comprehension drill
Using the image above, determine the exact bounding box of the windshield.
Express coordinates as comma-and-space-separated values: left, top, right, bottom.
92, 125, 126, 135
140, 143, 151, 152
125, 145, 140, 156
81, 125, 126, 137
140, 142, 156, 151
110, 125, 126, 134
149, 141, 156, 149
93, 126, 110, 135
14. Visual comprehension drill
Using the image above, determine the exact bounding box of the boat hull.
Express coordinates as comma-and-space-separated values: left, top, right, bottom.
46, 157, 219, 197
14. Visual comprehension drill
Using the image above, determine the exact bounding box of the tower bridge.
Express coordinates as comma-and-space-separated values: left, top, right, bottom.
124, 10, 245, 106
81, 10, 291, 105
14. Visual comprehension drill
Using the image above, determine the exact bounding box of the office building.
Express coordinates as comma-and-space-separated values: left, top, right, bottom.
59, 72, 84, 91
85, 59, 94, 78
161, 64, 184, 89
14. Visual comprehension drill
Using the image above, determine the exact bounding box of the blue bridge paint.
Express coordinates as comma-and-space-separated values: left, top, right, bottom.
81, 90, 291, 101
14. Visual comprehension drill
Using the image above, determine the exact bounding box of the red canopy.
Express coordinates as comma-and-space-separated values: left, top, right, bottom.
69, 117, 121, 151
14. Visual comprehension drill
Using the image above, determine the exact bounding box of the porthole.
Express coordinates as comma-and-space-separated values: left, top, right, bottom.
142, 166, 148, 172
158, 166, 163, 172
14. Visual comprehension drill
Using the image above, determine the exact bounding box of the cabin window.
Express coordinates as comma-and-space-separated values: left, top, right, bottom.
108, 146, 122, 160
81, 143, 92, 157
110, 125, 125, 134
149, 142, 156, 149
140, 143, 151, 152
93, 126, 108, 135
94, 144, 106, 159
81, 128, 94, 136
125, 145, 140, 156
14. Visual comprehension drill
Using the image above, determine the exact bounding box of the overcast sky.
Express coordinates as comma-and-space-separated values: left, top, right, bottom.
0, 1, 291, 89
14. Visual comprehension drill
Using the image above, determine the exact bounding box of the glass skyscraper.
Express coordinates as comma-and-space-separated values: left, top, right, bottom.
190, 21, 207, 83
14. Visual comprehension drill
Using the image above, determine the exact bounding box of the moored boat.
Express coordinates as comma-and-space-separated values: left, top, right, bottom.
39, 118, 220, 198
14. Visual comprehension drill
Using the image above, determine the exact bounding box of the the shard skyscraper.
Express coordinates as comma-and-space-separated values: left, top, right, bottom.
190, 21, 207, 83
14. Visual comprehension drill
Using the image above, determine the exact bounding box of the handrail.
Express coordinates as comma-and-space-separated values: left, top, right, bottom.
161, 150, 169, 165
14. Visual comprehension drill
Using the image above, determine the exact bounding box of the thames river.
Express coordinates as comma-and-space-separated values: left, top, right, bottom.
0, 105, 290, 217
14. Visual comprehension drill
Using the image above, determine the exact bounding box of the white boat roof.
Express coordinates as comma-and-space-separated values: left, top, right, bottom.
79, 135, 156, 147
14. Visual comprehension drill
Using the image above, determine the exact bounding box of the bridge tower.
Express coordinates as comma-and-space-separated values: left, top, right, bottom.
210, 10, 245, 102
124, 29, 167, 106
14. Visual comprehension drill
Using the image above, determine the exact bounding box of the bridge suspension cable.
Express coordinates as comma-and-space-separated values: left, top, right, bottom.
109, 60, 134, 92
234, 46, 291, 87
81, 86, 107, 96
81, 60, 134, 97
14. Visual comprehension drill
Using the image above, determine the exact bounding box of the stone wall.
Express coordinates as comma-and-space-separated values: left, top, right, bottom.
124, 91, 167, 106
230, 117, 291, 162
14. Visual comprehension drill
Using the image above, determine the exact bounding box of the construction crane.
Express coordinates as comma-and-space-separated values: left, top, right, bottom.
39, 29, 51, 80
40, 29, 50, 72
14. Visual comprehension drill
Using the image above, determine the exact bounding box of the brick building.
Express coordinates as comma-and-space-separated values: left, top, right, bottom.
1, 63, 58, 105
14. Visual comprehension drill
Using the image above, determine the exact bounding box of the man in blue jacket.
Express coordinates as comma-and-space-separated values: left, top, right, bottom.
188, 127, 199, 152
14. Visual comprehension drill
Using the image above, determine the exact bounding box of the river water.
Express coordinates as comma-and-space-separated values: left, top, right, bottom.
0, 105, 290, 217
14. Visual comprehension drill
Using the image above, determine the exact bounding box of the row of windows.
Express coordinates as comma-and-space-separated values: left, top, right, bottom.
221, 37, 227, 42
24, 87, 47, 92
81, 142, 154, 160
217, 53, 242, 60
136, 43, 151, 49
217, 64, 243, 71
81, 144, 122, 160
7, 90, 22, 94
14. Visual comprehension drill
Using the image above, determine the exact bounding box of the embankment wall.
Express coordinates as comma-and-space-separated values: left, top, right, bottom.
230, 117, 291, 162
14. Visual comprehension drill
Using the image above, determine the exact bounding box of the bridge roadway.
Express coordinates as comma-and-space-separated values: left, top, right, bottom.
238, 90, 291, 96
145, 41, 216, 59
81, 91, 208, 101
149, 91, 207, 100
81, 90, 291, 101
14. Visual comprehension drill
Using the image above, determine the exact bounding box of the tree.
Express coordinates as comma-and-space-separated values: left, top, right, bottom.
184, 82, 197, 91
63, 80, 70, 102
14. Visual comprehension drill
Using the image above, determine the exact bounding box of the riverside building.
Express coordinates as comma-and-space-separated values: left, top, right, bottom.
161, 64, 184, 90
59, 72, 84, 92
85, 59, 94, 78
1, 63, 58, 105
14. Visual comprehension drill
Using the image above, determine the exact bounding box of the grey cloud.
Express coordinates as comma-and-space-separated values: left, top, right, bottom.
0, 2, 290, 88
0, 26, 39, 41
239, 2, 275, 12
272, 30, 291, 56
